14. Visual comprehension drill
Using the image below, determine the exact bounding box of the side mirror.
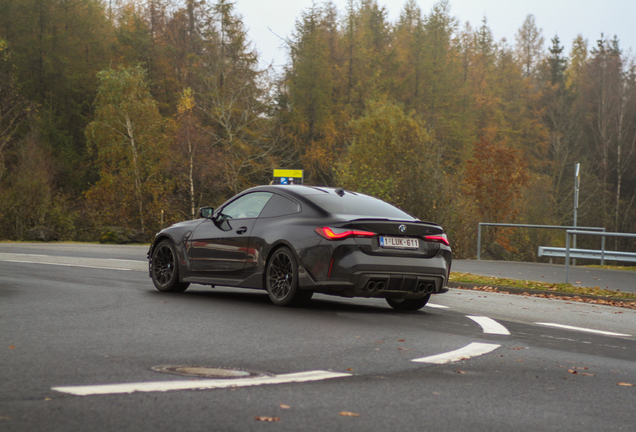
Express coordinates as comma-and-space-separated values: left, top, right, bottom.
198, 206, 214, 219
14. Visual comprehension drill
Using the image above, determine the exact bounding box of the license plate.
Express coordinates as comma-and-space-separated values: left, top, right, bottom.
379, 236, 419, 249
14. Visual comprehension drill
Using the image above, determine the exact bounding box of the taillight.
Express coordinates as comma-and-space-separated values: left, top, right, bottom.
315, 227, 375, 240
425, 234, 450, 246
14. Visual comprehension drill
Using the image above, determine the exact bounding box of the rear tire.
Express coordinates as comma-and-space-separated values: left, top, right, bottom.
151, 240, 190, 293
265, 247, 312, 306
386, 295, 430, 311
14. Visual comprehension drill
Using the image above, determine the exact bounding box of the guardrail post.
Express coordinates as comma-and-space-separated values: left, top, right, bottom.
565, 231, 570, 284
601, 235, 606, 266
477, 223, 482, 261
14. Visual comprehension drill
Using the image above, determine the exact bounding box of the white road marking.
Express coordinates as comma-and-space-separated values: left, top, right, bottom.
52, 370, 352, 396
411, 342, 501, 364
0, 253, 145, 271
0, 259, 135, 271
535, 322, 632, 337
425, 303, 449, 309
467, 316, 511, 335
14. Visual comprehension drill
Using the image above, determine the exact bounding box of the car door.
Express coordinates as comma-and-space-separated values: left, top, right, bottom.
188, 192, 273, 275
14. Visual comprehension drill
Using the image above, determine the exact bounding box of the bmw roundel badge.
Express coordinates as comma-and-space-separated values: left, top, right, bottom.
398, 224, 407, 234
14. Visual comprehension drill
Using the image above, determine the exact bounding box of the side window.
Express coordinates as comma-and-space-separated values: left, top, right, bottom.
221, 192, 273, 219
259, 193, 301, 218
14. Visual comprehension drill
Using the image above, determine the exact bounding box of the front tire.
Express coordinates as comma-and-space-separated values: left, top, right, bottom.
265, 247, 312, 306
386, 295, 430, 311
151, 240, 190, 293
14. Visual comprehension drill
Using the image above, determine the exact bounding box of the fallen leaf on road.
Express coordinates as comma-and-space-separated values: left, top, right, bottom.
567, 370, 578, 375
347, 368, 353, 371
455, 369, 467, 374
339, 412, 360, 417
581, 373, 595, 377
398, 339, 405, 342
617, 382, 634, 387
280, 404, 290, 409
397, 348, 411, 351
8, 345, 14, 349
255, 416, 280, 422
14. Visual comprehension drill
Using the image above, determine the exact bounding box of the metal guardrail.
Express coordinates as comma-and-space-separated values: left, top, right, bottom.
539, 246, 636, 263
477, 223, 605, 260
565, 230, 636, 284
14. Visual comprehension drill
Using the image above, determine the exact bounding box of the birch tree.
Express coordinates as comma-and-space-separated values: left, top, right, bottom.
85, 66, 170, 233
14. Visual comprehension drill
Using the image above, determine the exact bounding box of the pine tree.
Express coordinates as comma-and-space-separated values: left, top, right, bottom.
195, 0, 272, 195
515, 14, 545, 79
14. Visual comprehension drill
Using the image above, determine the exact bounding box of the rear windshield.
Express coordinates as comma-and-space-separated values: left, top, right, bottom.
306, 193, 416, 220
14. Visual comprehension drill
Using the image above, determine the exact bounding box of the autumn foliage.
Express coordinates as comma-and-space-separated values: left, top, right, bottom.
465, 136, 530, 224
1, 0, 636, 258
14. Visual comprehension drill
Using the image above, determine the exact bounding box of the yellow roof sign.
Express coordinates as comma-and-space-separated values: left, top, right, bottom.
273, 169, 303, 178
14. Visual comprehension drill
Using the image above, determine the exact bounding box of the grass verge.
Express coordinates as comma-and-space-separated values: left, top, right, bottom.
584, 265, 636, 272
449, 272, 636, 309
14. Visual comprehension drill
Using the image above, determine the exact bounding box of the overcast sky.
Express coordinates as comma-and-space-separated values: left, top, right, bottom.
235, 0, 636, 70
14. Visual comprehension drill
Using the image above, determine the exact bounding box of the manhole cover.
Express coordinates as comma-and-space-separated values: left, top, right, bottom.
151, 365, 271, 379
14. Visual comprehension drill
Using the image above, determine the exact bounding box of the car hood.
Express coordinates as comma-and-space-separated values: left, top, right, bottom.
157, 218, 204, 234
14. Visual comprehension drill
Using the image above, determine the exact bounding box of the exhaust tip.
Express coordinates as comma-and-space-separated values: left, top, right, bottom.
367, 281, 376, 291
426, 283, 435, 294
376, 281, 386, 291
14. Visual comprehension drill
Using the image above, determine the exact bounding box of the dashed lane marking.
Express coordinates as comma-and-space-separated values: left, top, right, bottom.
467, 316, 511, 335
411, 342, 501, 364
52, 370, 352, 396
535, 322, 632, 337
425, 303, 449, 309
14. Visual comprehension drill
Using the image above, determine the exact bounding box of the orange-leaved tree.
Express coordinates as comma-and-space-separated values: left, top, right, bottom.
465, 136, 530, 223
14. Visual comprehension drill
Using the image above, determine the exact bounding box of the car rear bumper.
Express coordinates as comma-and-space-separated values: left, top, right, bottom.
298, 248, 452, 299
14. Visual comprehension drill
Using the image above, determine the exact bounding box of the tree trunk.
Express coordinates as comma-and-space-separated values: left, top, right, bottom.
125, 114, 144, 232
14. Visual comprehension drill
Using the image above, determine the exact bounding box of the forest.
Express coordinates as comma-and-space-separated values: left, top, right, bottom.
1, 0, 635, 259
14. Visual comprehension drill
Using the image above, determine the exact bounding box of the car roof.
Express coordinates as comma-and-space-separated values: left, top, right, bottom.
246, 185, 347, 199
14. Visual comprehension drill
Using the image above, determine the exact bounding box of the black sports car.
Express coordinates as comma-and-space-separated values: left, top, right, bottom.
148, 185, 452, 310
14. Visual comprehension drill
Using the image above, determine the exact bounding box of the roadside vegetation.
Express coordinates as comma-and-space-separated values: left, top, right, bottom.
1, 0, 635, 259
585, 265, 636, 272
450, 272, 636, 308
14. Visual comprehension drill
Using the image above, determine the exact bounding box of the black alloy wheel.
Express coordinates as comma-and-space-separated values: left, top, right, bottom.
151, 240, 190, 293
386, 295, 430, 311
265, 247, 312, 306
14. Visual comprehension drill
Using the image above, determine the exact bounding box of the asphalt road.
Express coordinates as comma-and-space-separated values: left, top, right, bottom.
1, 244, 635, 431
453, 259, 636, 293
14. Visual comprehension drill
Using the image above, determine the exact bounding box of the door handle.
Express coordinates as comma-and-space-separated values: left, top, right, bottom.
236, 227, 248, 235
